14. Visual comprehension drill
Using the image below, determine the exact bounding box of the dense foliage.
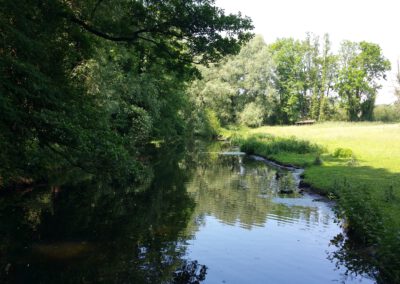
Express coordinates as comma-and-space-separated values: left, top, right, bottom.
373, 104, 400, 122
190, 34, 391, 127
0, 0, 253, 187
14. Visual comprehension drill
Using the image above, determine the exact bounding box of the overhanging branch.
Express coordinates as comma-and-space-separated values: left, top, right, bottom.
68, 15, 148, 42
66, 14, 203, 64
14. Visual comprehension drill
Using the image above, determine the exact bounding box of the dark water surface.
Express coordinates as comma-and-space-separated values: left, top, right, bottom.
0, 143, 375, 283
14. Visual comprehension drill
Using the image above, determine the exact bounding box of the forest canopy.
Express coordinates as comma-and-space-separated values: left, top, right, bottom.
0, 0, 253, 187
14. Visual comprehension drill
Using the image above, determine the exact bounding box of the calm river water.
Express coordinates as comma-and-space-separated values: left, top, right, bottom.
0, 142, 375, 283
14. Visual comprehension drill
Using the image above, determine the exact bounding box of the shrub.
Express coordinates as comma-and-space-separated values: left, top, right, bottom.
334, 182, 400, 282
238, 102, 264, 128
333, 147, 353, 158
240, 136, 323, 157
193, 108, 221, 138
205, 108, 221, 136
313, 155, 323, 165
373, 104, 400, 122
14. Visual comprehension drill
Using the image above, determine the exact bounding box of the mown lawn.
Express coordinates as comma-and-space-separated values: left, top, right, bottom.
229, 122, 400, 281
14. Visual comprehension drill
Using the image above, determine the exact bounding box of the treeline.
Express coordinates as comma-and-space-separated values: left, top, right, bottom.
189, 35, 392, 128
0, 0, 253, 187
375, 61, 400, 122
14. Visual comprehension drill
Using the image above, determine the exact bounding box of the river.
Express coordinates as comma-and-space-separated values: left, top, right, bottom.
0, 142, 375, 283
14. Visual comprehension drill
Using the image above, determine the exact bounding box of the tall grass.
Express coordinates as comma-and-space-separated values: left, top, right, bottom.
239, 135, 323, 156
334, 181, 400, 283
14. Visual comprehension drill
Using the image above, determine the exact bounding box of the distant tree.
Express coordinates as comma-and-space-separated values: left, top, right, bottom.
373, 104, 400, 122
189, 36, 274, 126
316, 34, 338, 121
395, 60, 400, 102
335, 41, 390, 121
190, 34, 390, 127
271, 34, 338, 123
304, 33, 320, 120
269, 38, 306, 124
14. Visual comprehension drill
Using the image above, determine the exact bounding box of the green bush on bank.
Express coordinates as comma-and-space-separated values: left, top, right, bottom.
240, 135, 323, 157
333, 148, 353, 158
238, 102, 265, 128
335, 181, 400, 283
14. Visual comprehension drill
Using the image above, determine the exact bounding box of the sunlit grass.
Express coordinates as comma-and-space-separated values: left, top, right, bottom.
249, 122, 400, 172
231, 122, 400, 224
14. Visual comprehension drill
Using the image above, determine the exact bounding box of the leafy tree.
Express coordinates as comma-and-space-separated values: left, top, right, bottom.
189, 36, 274, 126
312, 34, 338, 121
303, 33, 320, 120
269, 38, 306, 124
239, 102, 264, 127
335, 41, 390, 121
272, 34, 337, 123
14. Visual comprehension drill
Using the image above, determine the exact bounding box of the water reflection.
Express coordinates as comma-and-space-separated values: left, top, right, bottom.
0, 145, 204, 283
186, 153, 321, 230
184, 143, 375, 283
0, 142, 375, 283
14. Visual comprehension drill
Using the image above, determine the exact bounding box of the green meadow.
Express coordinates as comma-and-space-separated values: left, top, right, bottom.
229, 122, 400, 192
232, 122, 400, 215
250, 122, 400, 172
248, 123, 400, 205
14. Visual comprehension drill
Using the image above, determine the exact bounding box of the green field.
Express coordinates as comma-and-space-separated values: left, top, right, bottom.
233, 122, 400, 212
250, 122, 400, 172
248, 122, 400, 211
231, 122, 400, 281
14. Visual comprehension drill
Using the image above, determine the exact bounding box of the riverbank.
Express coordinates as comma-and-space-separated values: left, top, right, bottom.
225, 122, 400, 283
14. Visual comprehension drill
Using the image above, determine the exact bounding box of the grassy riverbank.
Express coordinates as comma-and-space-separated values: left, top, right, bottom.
226, 122, 400, 282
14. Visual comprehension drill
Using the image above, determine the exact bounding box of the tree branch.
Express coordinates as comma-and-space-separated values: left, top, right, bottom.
68, 15, 148, 42
66, 14, 203, 64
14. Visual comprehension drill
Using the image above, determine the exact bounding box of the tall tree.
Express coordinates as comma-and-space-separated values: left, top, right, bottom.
306, 34, 339, 121
335, 41, 390, 121
304, 33, 321, 120
269, 38, 306, 124
189, 36, 274, 127
318, 34, 338, 121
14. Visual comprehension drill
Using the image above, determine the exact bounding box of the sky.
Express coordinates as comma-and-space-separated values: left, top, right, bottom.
216, 0, 400, 104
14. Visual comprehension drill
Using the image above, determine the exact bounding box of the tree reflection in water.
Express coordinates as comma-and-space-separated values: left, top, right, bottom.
328, 233, 379, 281
0, 143, 206, 284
